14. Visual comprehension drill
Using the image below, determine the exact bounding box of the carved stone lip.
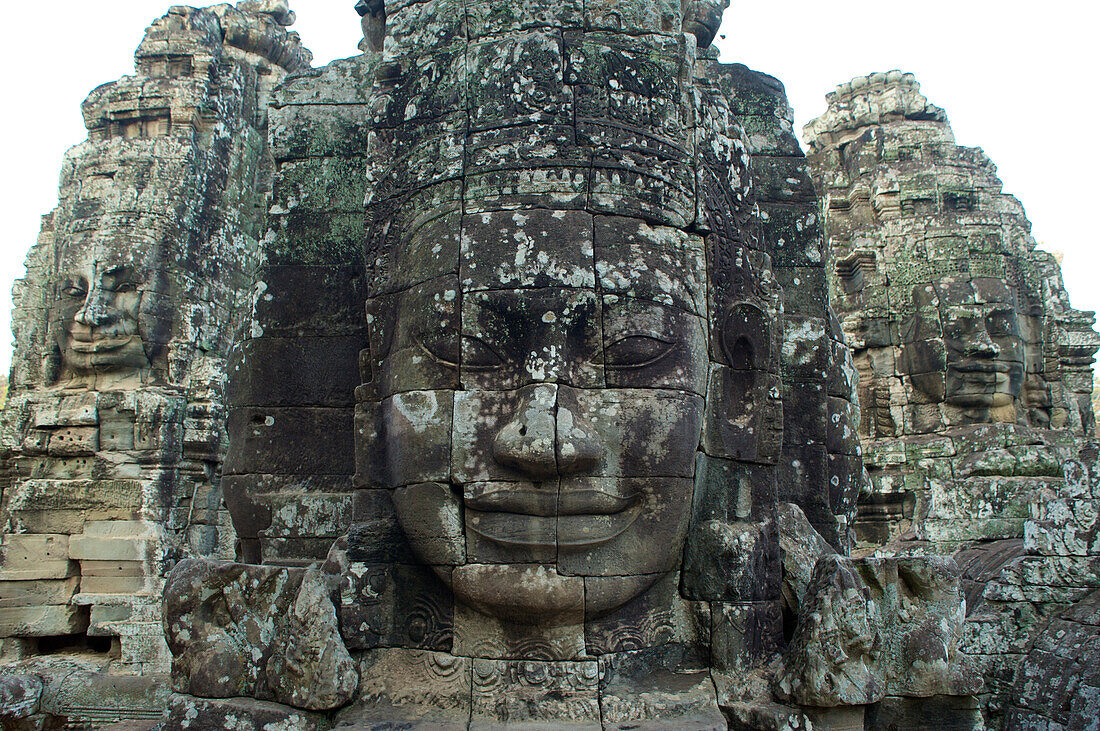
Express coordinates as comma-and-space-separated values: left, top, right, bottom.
464, 484, 641, 516
557, 508, 643, 548
467, 505, 643, 549
949, 360, 1015, 374
69, 335, 137, 353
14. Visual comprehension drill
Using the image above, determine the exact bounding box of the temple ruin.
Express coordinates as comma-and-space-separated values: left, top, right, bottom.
0, 1, 309, 723
0, 6, 1093, 731
805, 70, 1100, 729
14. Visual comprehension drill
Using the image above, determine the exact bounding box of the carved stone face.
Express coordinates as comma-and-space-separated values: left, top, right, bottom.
942, 302, 1024, 407
50, 237, 150, 379
368, 210, 722, 625
901, 278, 1024, 414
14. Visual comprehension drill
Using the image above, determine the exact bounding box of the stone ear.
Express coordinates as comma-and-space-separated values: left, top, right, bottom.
721, 303, 769, 371
363, 297, 394, 395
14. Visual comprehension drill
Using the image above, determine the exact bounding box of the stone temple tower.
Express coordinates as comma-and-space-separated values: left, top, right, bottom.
0, 0, 309, 719
805, 70, 1100, 729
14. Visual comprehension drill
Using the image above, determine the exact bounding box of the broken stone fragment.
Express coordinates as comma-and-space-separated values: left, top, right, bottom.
776, 502, 836, 616
164, 558, 357, 711
0, 673, 42, 722
776, 554, 885, 707
265, 568, 359, 710
777, 552, 978, 707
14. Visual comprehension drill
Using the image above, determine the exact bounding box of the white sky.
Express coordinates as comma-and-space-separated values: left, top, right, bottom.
1, 1, 1097, 375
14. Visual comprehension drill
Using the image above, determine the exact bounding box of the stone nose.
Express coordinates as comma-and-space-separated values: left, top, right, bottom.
492, 384, 600, 478
74, 287, 117, 327
493, 384, 560, 478
967, 328, 1000, 357
555, 399, 600, 475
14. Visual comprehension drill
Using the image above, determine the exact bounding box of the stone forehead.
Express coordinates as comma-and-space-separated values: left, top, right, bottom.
378, 206, 733, 315
55, 214, 165, 269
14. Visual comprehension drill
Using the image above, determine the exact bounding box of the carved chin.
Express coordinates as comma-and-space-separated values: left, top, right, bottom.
445, 564, 659, 624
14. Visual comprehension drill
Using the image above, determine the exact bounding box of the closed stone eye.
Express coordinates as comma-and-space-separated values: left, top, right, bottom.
462, 335, 505, 371
416, 331, 460, 368
603, 334, 673, 368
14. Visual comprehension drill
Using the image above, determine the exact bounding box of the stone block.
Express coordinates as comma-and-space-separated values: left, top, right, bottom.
77, 576, 150, 596
470, 658, 601, 728
0, 578, 79, 608
337, 562, 453, 652
225, 406, 355, 476
229, 336, 364, 408
599, 647, 725, 729
47, 427, 99, 456
0, 535, 73, 581
0, 605, 88, 637
249, 265, 368, 338
780, 315, 829, 382
70, 528, 157, 562
3, 480, 144, 533
337, 648, 471, 728
88, 604, 133, 636
164, 694, 328, 731
682, 456, 780, 602
357, 392, 454, 489
584, 572, 707, 656
80, 561, 146, 577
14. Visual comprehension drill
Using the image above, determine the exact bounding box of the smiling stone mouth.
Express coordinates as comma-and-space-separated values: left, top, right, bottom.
464, 485, 640, 516
949, 360, 1015, 374
69, 335, 137, 353
463, 482, 644, 549
466, 505, 643, 550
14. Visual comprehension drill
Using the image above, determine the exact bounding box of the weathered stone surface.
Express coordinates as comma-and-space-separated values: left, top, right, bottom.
778, 554, 977, 707
164, 558, 356, 711
777, 502, 836, 616
335, 648, 470, 729
0, 673, 42, 721
165, 559, 304, 700
265, 569, 358, 710
0, 605, 88, 637
1005, 589, 1100, 730
164, 694, 329, 731
808, 70, 1100, 727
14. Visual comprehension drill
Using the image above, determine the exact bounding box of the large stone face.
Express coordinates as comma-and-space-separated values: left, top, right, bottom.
191, 0, 982, 726
806, 71, 1100, 729
0, 4, 1006, 730
805, 71, 1097, 552
0, 0, 311, 720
